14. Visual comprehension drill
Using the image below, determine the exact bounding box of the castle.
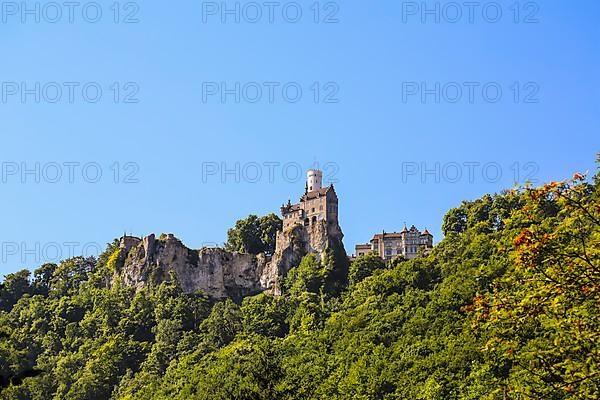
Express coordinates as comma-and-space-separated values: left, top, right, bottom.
113, 169, 432, 299
280, 169, 433, 262
280, 169, 339, 231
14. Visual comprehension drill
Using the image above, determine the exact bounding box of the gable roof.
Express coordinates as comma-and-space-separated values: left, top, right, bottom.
301, 185, 335, 201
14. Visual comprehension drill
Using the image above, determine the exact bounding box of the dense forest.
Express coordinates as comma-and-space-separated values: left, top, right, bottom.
1, 164, 598, 399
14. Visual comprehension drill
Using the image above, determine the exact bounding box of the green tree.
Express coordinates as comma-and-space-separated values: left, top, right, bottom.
474, 174, 600, 398
259, 213, 283, 256
225, 214, 282, 255
199, 299, 242, 349
49, 257, 95, 297
442, 206, 468, 235
32, 264, 57, 296
241, 293, 288, 338
0, 270, 32, 311
349, 253, 385, 287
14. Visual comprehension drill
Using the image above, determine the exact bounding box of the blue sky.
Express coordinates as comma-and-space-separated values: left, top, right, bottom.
1, 0, 599, 275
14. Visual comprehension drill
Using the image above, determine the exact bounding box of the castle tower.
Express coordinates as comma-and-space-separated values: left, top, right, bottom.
307, 169, 323, 192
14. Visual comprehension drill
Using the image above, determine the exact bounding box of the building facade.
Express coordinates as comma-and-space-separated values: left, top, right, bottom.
280, 169, 339, 230
279, 169, 432, 262
355, 225, 433, 260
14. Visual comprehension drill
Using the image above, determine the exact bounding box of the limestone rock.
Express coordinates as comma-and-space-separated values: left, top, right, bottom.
114, 221, 345, 299
268, 219, 345, 294
114, 234, 270, 300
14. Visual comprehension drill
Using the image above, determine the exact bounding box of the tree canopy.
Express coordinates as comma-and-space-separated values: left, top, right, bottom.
225, 214, 282, 256
1, 162, 598, 399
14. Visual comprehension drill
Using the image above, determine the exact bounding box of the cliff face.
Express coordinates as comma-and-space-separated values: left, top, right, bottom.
114, 221, 345, 299
114, 234, 272, 299
268, 220, 345, 294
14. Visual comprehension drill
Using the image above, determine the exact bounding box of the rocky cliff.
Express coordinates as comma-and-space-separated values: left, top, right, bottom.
113, 221, 345, 299
113, 234, 271, 299
268, 220, 345, 294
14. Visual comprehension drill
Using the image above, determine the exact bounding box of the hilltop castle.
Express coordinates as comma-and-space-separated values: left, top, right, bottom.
279, 169, 432, 262
280, 169, 339, 231
114, 169, 431, 299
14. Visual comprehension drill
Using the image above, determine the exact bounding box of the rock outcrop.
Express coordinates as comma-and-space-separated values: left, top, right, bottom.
268, 219, 345, 294
113, 221, 345, 299
114, 234, 271, 300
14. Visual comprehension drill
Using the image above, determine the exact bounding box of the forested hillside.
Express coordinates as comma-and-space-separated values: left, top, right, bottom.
1, 165, 598, 399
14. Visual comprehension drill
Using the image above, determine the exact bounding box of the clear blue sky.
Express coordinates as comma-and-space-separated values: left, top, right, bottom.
1, 0, 599, 275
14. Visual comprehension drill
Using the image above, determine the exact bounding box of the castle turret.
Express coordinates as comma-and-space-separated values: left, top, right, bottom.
307, 169, 323, 192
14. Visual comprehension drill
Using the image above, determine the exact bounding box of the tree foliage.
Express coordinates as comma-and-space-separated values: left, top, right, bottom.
225, 214, 282, 255
1, 162, 599, 399
349, 253, 386, 287
472, 174, 600, 398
